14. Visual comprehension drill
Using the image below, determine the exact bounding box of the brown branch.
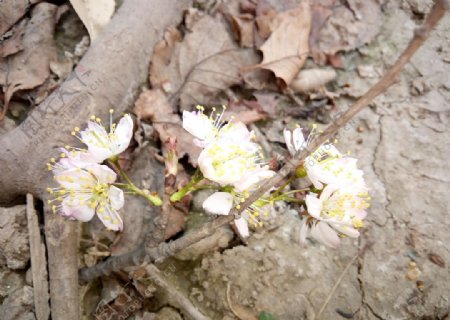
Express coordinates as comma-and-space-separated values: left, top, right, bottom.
26, 194, 50, 320
79, 0, 449, 284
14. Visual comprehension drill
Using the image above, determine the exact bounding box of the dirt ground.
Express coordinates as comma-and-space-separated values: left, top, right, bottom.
0, 0, 449, 319
166, 2, 450, 319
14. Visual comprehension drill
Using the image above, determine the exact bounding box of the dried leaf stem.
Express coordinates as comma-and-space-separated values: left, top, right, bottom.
79, 0, 448, 284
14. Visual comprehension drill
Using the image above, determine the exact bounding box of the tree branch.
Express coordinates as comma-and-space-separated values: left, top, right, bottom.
79, 0, 449, 283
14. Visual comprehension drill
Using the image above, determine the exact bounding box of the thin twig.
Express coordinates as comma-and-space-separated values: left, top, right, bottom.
78, 1, 448, 284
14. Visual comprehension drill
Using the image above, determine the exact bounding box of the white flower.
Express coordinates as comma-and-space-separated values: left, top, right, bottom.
306, 154, 365, 190
284, 126, 365, 190
48, 163, 125, 231
47, 148, 97, 174
283, 127, 306, 156
198, 137, 265, 186
76, 113, 133, 163
182, 109, 216, 148
202, 169, 275, 238
300, 184, 370, 248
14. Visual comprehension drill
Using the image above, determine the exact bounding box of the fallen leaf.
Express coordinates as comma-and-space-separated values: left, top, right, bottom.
255, 6, 277, 42
0, 18, 27, 58
0, 0, 39, 35
226, 100, 268, 124
0, 3, 58, 119
149, 26, 182, 93
229, 14, 255, 48
428, 253, 445, 268
69, 0, 115, 40
253, 2, 312, 87
290, 68, 337, 93
149, 15, 258, 110
133, 89, 201, 165
253, 91, 281, 116
315, 0, 382, 55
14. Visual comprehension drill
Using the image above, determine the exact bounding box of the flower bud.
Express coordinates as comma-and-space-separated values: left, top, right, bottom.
164, 137, 178, 178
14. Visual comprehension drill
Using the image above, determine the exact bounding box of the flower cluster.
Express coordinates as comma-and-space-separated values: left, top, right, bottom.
47, 112, 133, 231
284, 127, 370, 248
182, 107, 370, 247
182, 106, 276, 237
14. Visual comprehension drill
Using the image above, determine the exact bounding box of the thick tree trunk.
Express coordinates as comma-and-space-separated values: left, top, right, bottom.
0, 0, 191, 319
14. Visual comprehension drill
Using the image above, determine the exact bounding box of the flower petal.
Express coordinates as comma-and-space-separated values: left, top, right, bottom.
218, 122, 251, 143
54, 168, 94, 190
283, 129, 295, 156
96, 205, 123, 231
311, 222, 340, 248
108, 186, 124, 210
234, 217, 249, 238
86, 164, 117, 184
113, 114, 133, 154
299, 219, 309, 245
305, 193, 322, 219
61, 197, 95, 222
233, 169, 275, 192
202, 192, 234, 215
331, 223, 360, 238
292, 127, 305, 152
182, 111, 215, 144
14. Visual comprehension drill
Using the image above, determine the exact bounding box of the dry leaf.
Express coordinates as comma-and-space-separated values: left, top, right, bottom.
0, 0, 37, 35
290, 68, 337, 93
229, 14, 255, 48
69, 0, 115, 40
149, 26, 182, 93
256, 2, 312, 86
0, 3, 57, 119
428, 253, 445, 268
316, 0, 381, 55
133, 89, 201, 165
225, 99, 269, 124
0, 18, 27, 58
253, 91, 281, 116
149, 15, 259, 110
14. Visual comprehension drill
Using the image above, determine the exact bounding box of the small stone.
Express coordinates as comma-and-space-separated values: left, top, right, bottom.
406, 267, 421, 280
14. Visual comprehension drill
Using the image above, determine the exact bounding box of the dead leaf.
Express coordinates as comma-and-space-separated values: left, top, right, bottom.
254, 1, 277, 42
69, 0, 115, 40
253, 2, 312, 87
163, 204, 186, 240
229, 14, 255, 48
0, 3, 57, 119
290, 68, 337, 93
253, 91, 281, 116
0, 18, 27, 58
133, 89, 201, 166
316, 0, 382, 55
226, 100, 268, 124
428, 253, 445, 268
0, 0, 37, 35
149, 15, 259, 110
149, 26, 182, 93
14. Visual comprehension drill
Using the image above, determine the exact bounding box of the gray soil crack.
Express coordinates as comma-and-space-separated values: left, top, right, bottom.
371, 113, 395, 227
